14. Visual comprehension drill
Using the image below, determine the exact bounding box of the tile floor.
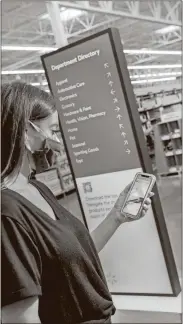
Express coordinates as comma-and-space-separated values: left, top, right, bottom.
58, 176, 182, 323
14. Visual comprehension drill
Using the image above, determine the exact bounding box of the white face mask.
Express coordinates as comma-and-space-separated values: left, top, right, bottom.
28, 121, 62, 172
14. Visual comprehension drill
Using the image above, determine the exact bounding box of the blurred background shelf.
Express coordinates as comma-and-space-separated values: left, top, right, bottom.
34, 130, 75, 197
136, 82, 182, 177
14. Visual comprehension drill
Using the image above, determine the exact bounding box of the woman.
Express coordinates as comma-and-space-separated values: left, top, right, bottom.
1, 82, 153, 324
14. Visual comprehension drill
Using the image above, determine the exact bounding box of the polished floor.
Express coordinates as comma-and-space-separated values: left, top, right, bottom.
59, 176, 182, 323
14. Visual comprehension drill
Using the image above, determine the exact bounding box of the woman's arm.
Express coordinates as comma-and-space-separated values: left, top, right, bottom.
91, 209, 121, 253
91, 184, 153, 253
2, 297, 41, 323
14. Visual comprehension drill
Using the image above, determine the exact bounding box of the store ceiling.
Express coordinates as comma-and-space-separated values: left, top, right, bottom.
1, 0, 182, 86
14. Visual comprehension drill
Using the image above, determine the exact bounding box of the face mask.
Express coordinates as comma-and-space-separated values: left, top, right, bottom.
29, 121, 61, 144
29, 121, 62, 173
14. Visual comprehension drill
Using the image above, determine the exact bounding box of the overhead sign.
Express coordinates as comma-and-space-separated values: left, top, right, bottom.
41, 28, 181, 296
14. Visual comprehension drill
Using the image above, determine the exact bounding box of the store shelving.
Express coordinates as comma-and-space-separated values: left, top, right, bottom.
134, 82, 181, 98
35, 131, 75, 197
62, 174, 75, 193
154, 116, 182, 176
35, 166, 75, 197
161, 133, 181, 140
135, 82, 182, 176
58, 159, 71, 177
136, 86, 182, 125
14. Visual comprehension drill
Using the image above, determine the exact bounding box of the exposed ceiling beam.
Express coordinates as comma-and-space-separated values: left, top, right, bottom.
3, 54, 41, 71
67, 16, 121, 39
58, 1, 182, 26
46, 1, 68, 47
2, 2, 32, 16
2, 1, 50, 39
2, 16, 121, 70
3, 32, 181, 71
132, 32, 181, 65
3, 0, 182, 71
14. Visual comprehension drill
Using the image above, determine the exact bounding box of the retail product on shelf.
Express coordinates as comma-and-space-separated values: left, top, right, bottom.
154, 117, 182, 176
58, 160, 71, 177
62, 174, 75, 192
134, 82, 181, 97
135, 82, 182, 175
136, 84, 182, 126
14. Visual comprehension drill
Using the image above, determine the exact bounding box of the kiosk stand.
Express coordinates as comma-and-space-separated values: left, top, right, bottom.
41, 28, 181, 300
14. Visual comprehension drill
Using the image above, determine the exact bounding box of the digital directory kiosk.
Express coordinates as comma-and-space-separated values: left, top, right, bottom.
41, 28, 181, 296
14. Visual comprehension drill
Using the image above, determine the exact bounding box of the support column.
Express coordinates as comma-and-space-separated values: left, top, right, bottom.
46, 1, 68, 47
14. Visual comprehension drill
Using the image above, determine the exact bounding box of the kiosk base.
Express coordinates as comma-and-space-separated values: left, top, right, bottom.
111, 308, 181, 323
112, 292, 181, 314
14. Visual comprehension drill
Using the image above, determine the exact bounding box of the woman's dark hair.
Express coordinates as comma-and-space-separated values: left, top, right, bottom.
1, 81, 56, 187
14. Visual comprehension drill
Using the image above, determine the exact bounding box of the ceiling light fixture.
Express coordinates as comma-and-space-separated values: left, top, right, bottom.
2, 65, 182, 75
1, 70, 45, 75
41, 8, 84, 22
29, 75, 182, 87
131, 77, 177, 84
130, 71, 182, 79
1, 46, 182, 56
155, 25, 181, 34
124, 49, 181, 55
30, 82, 48, 86
1, 46, 56, 52
128, 64, 182, 70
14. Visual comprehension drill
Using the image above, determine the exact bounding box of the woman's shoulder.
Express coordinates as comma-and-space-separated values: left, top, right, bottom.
1, 189, 28, 226
2, 189, 20, 210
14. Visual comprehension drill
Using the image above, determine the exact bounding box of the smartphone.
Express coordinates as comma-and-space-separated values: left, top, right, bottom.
121, 173, 156, 219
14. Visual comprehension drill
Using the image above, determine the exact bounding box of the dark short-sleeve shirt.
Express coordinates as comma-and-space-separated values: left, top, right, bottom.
1, 180, 115, 323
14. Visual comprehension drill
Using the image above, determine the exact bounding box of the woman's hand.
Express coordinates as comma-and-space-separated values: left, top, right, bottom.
91, 183, 154, 252
111, 183, 154, 225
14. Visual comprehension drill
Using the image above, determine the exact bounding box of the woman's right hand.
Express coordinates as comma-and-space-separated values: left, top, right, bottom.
111, 183, 154, 225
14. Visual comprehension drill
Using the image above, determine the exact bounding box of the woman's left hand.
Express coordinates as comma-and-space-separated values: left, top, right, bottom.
111, 183, 154, 225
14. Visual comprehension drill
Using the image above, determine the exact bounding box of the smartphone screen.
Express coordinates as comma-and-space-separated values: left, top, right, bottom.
123, 174, 152, 217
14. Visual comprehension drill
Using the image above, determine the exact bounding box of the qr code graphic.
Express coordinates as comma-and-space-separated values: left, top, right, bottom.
83, 182, 93, 193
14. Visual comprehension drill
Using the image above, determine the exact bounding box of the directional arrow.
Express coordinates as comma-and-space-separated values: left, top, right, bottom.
119, 124, 124, 129
126, 148, 131, 154
124, 140, 128, 145
111, 89, 116, 95
115, 106, 120, 112
117, 115, 122, 120
113, 98, 118, 103
109, 80, 114, 86
121, 132, 126, 137
106, 72, 112, 78
104, 63, 109, 68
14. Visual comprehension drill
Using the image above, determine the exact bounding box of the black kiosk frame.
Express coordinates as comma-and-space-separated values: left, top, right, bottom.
41, 28, 181, 297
